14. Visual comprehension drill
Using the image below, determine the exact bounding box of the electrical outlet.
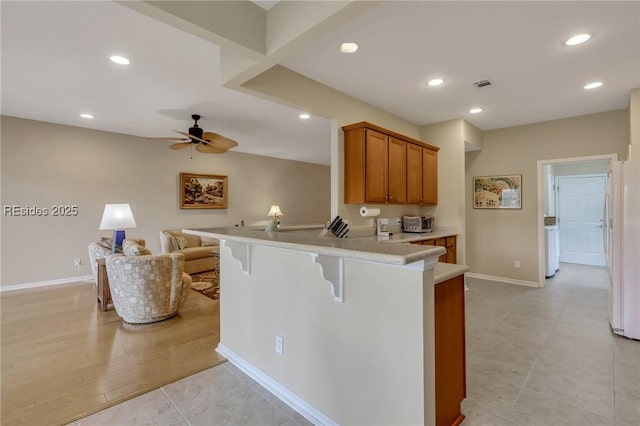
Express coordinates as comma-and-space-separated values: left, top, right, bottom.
275, 336, 283, 355
514, 260, 521, 269
74, 258, 81, 266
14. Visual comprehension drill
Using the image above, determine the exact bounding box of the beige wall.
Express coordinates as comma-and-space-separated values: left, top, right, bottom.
465, 109, 629, 283
463, 119, 483, 151
0, 116, 330, 287
420, 119, 467, 265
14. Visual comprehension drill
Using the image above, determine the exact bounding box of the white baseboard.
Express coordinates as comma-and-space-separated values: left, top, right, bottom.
0, 275, 94, 292
216, 343, 338, 426
465, 272, 540, 288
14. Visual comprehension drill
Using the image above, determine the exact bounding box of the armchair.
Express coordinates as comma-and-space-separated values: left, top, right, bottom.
88, 238, 145, 283
106, 251, 191, 324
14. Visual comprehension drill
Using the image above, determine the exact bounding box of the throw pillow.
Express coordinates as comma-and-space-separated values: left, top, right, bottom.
122, 239, 152, 256
163, 232, 179, 251
176, 236, 189, 250
99, 237, 122, 253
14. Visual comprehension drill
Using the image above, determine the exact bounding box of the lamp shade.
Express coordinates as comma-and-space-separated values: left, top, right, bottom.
99, 204, 137, 230
267, 205, 283, 217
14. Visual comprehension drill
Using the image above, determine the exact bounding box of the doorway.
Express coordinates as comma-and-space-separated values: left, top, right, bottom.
536, 154, 618, 287
556, 175, 607, 266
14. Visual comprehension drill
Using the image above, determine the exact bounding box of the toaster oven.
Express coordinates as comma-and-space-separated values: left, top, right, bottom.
402, 216, 435, 233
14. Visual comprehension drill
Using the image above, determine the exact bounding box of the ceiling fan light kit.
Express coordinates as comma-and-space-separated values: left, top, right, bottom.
148, 114, 238, 155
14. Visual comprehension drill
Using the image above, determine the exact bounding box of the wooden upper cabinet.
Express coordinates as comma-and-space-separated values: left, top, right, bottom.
343, 122, 438, 205
422, 148, 438, 205
364, 129, 389, 203
387, 137, 407, 203
407, 142, 438, 205
407, 143, 424, 204
343, 125, 366, 204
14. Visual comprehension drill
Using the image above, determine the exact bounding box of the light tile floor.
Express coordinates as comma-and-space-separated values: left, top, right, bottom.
72, 263, 639, 426
462, 263, 640, 426
70, 361, 312, 426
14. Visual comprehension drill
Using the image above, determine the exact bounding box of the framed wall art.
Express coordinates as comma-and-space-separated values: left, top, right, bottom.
180, 172, 228, 209
473, 175, 522, 209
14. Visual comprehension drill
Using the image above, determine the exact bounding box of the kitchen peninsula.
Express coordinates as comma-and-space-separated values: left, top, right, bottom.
183, 227, 468, 426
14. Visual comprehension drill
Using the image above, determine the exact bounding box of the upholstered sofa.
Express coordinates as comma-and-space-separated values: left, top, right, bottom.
105, 239, 191, 324
159, 230, 218, 275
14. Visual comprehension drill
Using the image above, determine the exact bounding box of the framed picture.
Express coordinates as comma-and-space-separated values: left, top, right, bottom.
180, 172, 228, 209
473, 175, 522, 209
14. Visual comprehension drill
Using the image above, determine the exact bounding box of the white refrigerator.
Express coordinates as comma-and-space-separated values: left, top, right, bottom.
609, 161, 640, 340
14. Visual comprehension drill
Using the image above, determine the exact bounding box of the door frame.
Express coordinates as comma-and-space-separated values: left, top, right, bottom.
536, 154, 618, 287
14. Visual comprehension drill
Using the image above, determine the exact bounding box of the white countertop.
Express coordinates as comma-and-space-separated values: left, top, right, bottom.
434, 263, 469, 284
354, 227, 458, 244
183, 227, 445, 266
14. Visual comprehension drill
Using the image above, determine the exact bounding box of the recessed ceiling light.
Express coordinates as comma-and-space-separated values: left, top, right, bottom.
340, 43, 358, 53
565, 33, 591, 46
80, 113, 94, 119
584, 81, 603, 90
110, 55, 130, 65
427, 78, 444, 87
469, 108, 483, 114
299, 113, 310, 119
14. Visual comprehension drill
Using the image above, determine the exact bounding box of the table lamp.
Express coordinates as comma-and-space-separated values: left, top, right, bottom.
99, 203, 137, 253
266, 205, 283, 232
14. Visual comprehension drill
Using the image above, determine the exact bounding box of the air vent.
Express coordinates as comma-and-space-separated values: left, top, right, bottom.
472, 79, 492, 88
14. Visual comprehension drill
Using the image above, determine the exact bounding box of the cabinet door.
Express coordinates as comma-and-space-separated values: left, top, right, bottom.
422, 148, 438, 204
365, 130, 389, 203
446, 246, 457, 264
445, 237, 457, 263
435, 275, 466, 426
387, 137, 407, 203
406, 143, 423, 204
343, 128, 366, 204
435, 238, 447, 263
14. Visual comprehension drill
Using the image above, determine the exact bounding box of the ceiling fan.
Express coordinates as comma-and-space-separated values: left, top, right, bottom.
148, 114, 238, 154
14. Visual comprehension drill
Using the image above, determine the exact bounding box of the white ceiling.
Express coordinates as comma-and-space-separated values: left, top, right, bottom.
2, 2, 639, 166
282, 1, 640, 130
0, 1, 331, 165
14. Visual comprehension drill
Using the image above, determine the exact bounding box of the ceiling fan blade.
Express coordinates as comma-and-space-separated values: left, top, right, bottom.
196, 143, 227, 154
172, 129, 208, 144
169, 142, 193, 150
147, 137, 189, 142
203, 132, 238, 149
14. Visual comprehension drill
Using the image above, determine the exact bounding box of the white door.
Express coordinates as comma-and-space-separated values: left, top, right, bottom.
557, 175, 606, 266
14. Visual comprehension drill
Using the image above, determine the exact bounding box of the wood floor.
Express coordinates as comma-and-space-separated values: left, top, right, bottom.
0, 281, 224, 426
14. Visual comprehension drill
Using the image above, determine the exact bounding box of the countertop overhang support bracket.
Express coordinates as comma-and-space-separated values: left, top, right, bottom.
310, 253, 344, 303
223, 240, 251, 275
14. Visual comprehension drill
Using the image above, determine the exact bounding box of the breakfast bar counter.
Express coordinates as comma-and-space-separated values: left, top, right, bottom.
183, 227, 466, 426
183, 226, 446, 266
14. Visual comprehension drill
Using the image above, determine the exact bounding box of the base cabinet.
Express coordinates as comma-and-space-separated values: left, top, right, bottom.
435, 237, 457, 264
412, 236, 457, 264
435, 274, 466, 426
